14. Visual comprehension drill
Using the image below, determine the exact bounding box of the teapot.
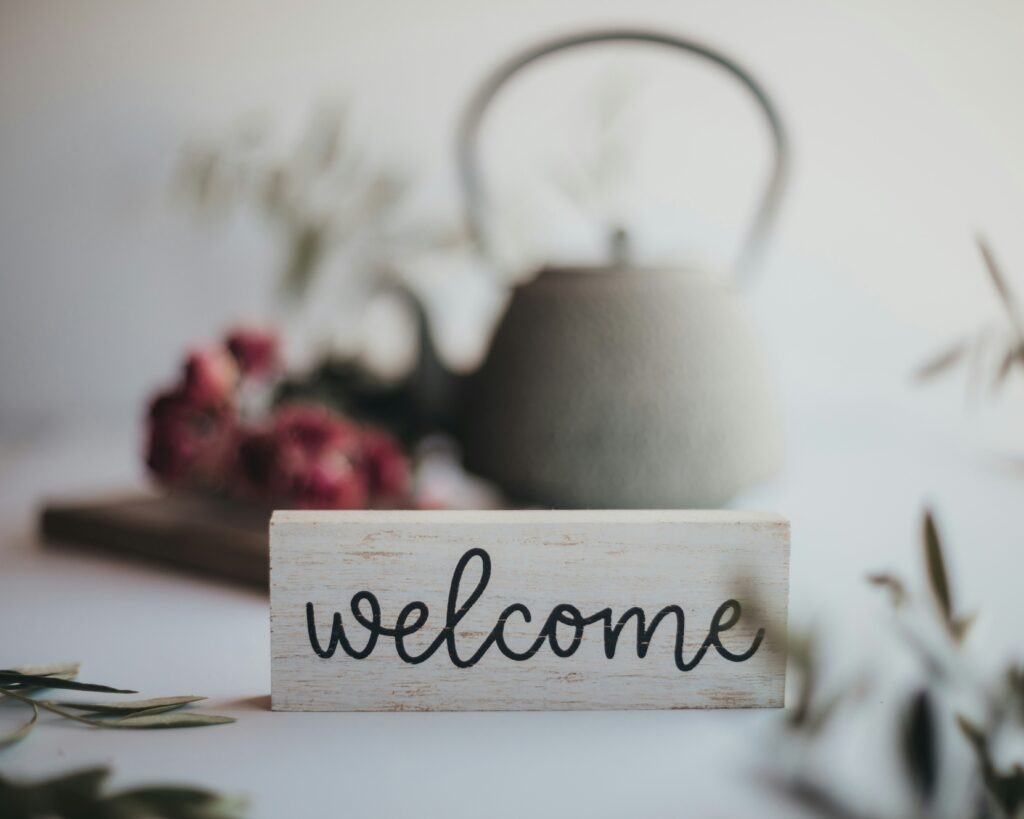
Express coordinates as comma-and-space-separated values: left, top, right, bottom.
413, 28, 788, 509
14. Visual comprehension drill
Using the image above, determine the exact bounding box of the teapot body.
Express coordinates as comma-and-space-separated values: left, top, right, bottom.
459, 267, 780, 508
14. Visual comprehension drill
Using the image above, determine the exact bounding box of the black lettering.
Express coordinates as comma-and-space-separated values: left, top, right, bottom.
305, 549, 765, 672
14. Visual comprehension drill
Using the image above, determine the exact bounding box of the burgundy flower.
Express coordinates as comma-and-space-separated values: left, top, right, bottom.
183, 346, 239, 406
361, 427, 410, 504
145, 387, 235, 489
225, 327, 278, 378
233, 426, 278, 500
272, 403, 361, 456
276, 449, 369, 510
145, 330, 414, 511
232, 403, 369, 509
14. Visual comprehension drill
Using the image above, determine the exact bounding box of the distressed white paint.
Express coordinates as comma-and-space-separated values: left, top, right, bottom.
270, 510, 789, 711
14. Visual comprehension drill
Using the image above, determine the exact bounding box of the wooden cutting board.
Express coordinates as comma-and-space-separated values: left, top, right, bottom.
39, 493, 270, 589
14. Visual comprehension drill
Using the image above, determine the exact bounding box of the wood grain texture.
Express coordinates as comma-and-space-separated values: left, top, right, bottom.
270, 510, 789, 711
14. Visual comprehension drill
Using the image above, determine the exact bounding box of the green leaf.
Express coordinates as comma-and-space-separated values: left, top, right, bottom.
866, 573, 907, 607
0, 670, 135, 694
281, 222, 326, 303
50, 695, 206, 716
0, 699, 38, 750
2, 687, 234, 733
978, 237, 1018, 317
902, 690, 938, 803
786, 632, 817, 731
1005, 666, 1024, 706
106, 787, 248, 819
8, 662, 80, 680
951, 613, 977, 643
0, 767, 112, 817
958, 714, 1024, 814
915, 341, 968, 381
922, 511, 953, 629
957, 714, 986, 753
109, 712, 236, 729
0, 766, 246, 819
993, 346, 1018, 393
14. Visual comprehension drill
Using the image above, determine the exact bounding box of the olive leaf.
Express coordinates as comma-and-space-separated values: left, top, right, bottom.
978, 237, 1021, 326
775, 506, 1024, 818
958, 715, 1024, 816
916, 238, 1024, 402
0, 767, 110, 815
0, 766, 247, 819
922, 511, 954, 631
2, 688, 234, 731
108, 713, 235, 729
902, 690, 938, 804
0, 662, 89, 756
0, 670, 135, 694
951, 613, 978, 644
915, 341, 968, 381
787, 632, 821, 732
767, 774, 889, 819
0, 700, 38, 750
104, 786, 247, 819
8, 662, 81, 680
0, 664, 235, 738
866, 573, 907, 607
49, 695, 206, 716
1006, 666, 1024, 716
992, 344, 1022, 393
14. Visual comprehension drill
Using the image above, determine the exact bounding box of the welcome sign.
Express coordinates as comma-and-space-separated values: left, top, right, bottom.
270, 510, 789, 711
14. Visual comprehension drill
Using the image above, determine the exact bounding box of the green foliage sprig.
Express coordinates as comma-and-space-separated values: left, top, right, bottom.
917, 237, 1024, 397
0, 766, 246, 819
176, 104, 457, 310
773, 511, 1024, 819
0, 662, 234, 749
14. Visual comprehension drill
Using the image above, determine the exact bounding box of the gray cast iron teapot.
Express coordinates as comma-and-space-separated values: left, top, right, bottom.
414, 28, 788, 509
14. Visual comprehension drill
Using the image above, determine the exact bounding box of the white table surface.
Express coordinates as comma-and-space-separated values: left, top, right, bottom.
1, 398, 1021, 818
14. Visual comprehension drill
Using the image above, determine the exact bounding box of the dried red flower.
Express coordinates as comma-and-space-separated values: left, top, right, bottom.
146, 335, 412, 510
145, 387, 236, 489
182, 346, 239, 406
225, 327, 279, 378
361, 427, 410, 504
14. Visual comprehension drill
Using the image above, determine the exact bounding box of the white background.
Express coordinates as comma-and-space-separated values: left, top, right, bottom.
1, 0, 1023, 442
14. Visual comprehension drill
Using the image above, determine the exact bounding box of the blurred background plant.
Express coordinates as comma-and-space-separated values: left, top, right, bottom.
0, 767, 246, 819
174, 103, 473, 378
763, 511, 1024, 819
917, 238, 1024, 402
0, 664, 243, 818
172, 104, 481, 456
178, 103, 408, 310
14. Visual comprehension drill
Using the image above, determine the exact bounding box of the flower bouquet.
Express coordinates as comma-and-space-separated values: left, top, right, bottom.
144, 327, 410, 511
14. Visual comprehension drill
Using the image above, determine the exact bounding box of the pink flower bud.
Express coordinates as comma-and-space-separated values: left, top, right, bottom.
361, 427, 410, 504
225, 327, 279, 378
233, 425, 277, 500
278, 452, 369, 510
145, 387, 235, 489
272, 403, 361, 456
231, 403, 371, 509
183, 346, 239, 406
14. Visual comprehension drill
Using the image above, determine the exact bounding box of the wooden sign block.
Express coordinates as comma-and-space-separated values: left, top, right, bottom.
270, 510, 789, 711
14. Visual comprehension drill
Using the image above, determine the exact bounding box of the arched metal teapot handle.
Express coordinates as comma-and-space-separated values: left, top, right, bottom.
456, 28, 789, 279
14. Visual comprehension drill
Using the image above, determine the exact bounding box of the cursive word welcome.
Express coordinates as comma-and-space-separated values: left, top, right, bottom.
306, 548, 764, 672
